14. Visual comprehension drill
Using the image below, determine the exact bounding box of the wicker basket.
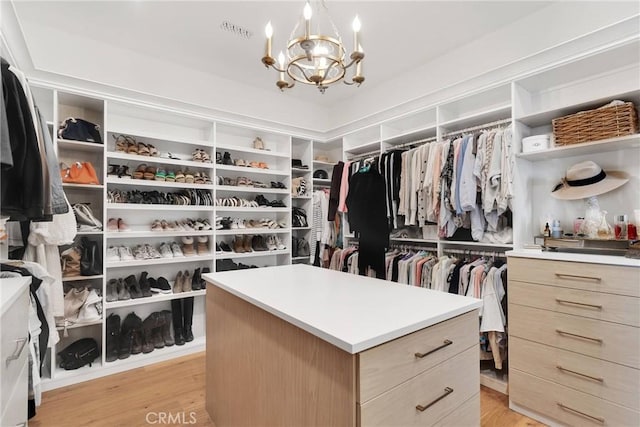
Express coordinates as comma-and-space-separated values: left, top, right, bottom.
552, 101, 639, 146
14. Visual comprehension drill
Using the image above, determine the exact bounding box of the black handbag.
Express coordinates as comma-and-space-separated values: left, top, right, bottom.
58, 117, 103, 143
58, 338, 99, 370
80, 237, 102, 276
292, 207, 308, 228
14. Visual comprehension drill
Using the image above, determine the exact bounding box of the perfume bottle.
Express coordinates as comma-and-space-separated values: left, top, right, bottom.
615, 215, 628, 240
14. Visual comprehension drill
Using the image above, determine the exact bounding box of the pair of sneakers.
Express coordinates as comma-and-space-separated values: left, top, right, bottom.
159, 242, 184, 258
106, 246, 134, 262
133, 244, 162, 260
266, 235, 286, 251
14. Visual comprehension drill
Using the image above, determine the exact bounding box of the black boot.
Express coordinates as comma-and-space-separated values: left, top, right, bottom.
138, 271, 152, 297
128, 313, 144, 355
118, 312, 137, 359
141, 313, 156, 354
125, 274, 142, 299
161, 310, 175, 346
183, 297, 194, 342
192, 268, 201, 290
171, 300, 185, 346
106, 313, 120, 362
200, 267, 210, 289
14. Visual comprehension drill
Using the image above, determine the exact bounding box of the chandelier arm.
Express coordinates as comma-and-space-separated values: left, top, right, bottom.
290, 62, 316, 83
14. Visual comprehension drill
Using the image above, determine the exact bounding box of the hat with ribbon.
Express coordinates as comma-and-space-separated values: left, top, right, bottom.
551, 160, 628, 200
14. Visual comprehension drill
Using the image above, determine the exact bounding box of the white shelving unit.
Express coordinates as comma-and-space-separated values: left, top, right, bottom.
105, 290, 206, 309
217, 249, 290, 259
106, 151, 215, 170
216, 164, 290, 176
105, 177, 214, 190
216, 229, 289, 235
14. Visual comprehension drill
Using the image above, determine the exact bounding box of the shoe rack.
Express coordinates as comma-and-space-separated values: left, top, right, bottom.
291, 138, 313, 264
214, 123, 292, 271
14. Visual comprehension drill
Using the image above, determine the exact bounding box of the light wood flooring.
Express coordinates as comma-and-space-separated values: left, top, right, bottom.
29, 352, 544, 427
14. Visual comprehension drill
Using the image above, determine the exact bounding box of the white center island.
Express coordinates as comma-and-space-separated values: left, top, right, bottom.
203, 264, 483, 427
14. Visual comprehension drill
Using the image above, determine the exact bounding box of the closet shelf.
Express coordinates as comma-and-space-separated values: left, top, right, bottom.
216, 207, 289, 213
312, 160, 338, 167
106, 230, 214, 239
62, 275, 103, 282
216, 142, 289, 158
56, 139, 105, 152
105, 177, 214, 190
75, 231, 103, 236
216, 229, 290, 236
292, 226, 312, 230
313, 179, 331, 186
439, 104, 511, 131
107, 128, 214, 148
215, 185, 289, 195
53, 360, 103, 381
106, 254, 213, 268
62, 183, 104, 190
382, 125, 437, 147
344, 140, 380, 156
55, 319, 102, 331
516, 133, 640, 161
106, 151, 215, 170
216, 164, 289, 176
105, 289, 206, 309
216, 249, 290, 259
292, 256, 312, 261
291, 168, 312, 174
104, 337, 205, 368
107, 203, 213, 211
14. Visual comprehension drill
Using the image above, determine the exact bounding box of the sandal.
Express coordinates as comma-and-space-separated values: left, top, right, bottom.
200, 150, 212, 163
118, 165, 132, 179
165, 171, 176, 182
144, 166, 157, 180
259, 162, 269, 169
138, 142, 151, 156
175, 171, 185, 183
194, 172, 205, 185
133, 164, 146, 180
192, 150, 203, 162
235, 159, 246, 167
201, 172, 212, 184
155, 168, 167, 181
184, 170, 195, 184
167, 152, 181, 160
107, 164, 120, 177
248, 161, 260, 168
237, 177, 248, 186
148, 144, 159, 157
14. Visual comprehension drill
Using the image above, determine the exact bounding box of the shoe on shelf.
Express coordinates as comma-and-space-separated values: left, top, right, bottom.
133, 245, 148, 260
125, 274, 143, 299
127, 314, 144, 355
181, 236, 195, 256
117, 246, 134, 262
192, 267, 201, 291
232, 236, 245, 253
151, 276, 172, 294
117, 278, 130, 301
220, 241, 232, 252
243, 235, 253, 252
141, 314, 156, 354
117, 218, 130, 232
161, 310, 175, 347
222, 151, 233, 165
253, 137, 265, 150
106, 279, 118, 302
107, 218, 119, 232
105, 313, 120, 362
107, 164, 120, 177
200, 267, 210, 289
196, 236, 209, 254
145, 244, 162, 259
275, 236, 287, 250
171, 242, 184, 257
106, 246, 121, 262
159, 242, 173, 258
138, 271, 152, 297
165, 171, 176, 182
182, 270, 192, 293
173, 271, 183, 294
266, 235, 277, 251
118, 313, 136, 360
151, 219, 163, 231
252, 235, 267, 251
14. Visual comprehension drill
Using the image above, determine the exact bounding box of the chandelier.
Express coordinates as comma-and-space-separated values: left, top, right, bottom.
261, 1, 365, 94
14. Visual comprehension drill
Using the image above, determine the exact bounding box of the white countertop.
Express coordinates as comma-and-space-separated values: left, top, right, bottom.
203, 265, 482, 354
507, 249, 640, 267
0, 277, 30, 317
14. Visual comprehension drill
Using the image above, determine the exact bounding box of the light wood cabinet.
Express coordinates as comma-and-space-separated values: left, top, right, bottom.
508, 255, 640, 426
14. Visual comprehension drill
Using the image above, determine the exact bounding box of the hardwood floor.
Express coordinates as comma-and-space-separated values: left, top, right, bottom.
30, 352, 543, 427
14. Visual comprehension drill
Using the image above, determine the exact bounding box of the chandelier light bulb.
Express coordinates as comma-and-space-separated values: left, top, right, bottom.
265, 21, 273, 38
352, 15, 361, 32
304, 2, 312, 38
303, 2, 312, 20
278, 51, 286, 68
352, 15, 361, 52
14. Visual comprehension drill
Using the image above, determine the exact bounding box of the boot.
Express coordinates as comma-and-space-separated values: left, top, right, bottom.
233, 235, 245, 253
139, 271, 152, 297
106, 313, 120, 362
171, 299, 186, 346
119, 312, 138, 359
173, 271, 183, 293
191, 268, 201, 291
182, 270, 192, 293
125, 274, 142, 299
128, 313, 144, 355
161, 310, 175, 346
243, 235, 253, 252
183, 297, 194, 342
141, 313, 156, 354
200, 267, 210, 289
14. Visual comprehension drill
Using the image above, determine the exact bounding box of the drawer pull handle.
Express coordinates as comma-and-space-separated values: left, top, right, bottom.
414, 340, 453, 359
557, 403, 605, 424
555, 273, 601, 282
416, 387, 453, 412
555, 298, 602, 310
555, 329, 602, 344
556, 365, 604, 382
5, 337, 28, 367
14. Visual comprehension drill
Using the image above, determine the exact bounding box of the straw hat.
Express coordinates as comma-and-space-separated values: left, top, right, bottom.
314, 155, 330, 162
551, 160, 628, 200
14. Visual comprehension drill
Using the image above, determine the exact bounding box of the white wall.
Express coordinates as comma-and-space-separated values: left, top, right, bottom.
326, 1, 640, 136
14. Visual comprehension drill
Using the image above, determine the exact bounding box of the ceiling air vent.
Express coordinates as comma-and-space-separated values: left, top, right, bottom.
220, 21, 253, 39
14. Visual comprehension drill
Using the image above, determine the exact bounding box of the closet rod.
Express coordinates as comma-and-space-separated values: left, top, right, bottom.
442, 247, 507, 258
346, 148, 381, 161
392, 135, 438, 150
442, 117, 512, 138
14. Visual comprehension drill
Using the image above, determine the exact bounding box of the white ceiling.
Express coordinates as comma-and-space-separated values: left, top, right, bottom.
13, 1, 554, 107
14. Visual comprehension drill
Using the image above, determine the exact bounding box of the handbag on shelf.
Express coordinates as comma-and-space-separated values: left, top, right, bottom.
57, 338, 99, 370
60, 162, 100, 185
73, 203, 103, 231
58, 117, 103, 143
58, 286, 90, 327
61, 246, 82, 277
292, 207, 308, 228
297, 237, 310, 257
80, 237, 102, 276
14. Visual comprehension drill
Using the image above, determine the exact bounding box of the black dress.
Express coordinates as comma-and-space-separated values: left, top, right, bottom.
346, 167, 389, 278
